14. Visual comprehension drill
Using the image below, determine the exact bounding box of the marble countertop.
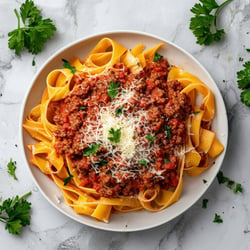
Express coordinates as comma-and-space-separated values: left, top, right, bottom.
1, 0, 250, 249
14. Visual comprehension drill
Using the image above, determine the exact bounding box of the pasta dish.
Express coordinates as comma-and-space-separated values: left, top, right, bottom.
23, 38, 224, 222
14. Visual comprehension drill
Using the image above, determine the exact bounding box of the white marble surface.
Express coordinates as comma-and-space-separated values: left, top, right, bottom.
1, 0, 250, 249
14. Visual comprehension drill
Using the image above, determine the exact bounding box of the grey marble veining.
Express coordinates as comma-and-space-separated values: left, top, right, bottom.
1, 0, 250, 249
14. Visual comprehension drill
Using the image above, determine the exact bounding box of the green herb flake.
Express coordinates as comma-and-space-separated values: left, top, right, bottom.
63, 167, 74, 186
164, 159, 170, 164
108, 128, 122, 143
226, 180, 235, 189
213, 213, 223, 223
7, 158, 17, 180
246, 49, 250, 52
202, 198, 208, 209
138, 160, 147, 166
115, 105, 124, 116
165, 126, 172, 139
94, 160, 108, 166
32, 59, 35, 66
145, 134, 155, 142
203, 179, 207, 184
239, 57, 244, 62
233, 183, 243, 194
153, 53, 163, 62
216, 171, 229, 184
108, 81, 120, 99
8, 0, 56, 55
83, 144, 100, 156
62, 59, 76, 74
195, 111, 201, 114
79, 106, 86, 110
0, 191, 32, 235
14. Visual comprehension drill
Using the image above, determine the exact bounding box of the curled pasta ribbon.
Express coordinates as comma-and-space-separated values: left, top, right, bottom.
83, 38, 127, 74
138, 156, 184, 211
168, 66, 215, 122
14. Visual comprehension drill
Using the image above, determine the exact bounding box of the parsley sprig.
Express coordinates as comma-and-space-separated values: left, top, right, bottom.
7, 158, 17, 180
83, 144, 100, 156
213, 213, 223, 223
189, 0, 233, 46
108, 81, 120, 99
153, 53, 163, 62
63, 167, 73, 186
108, 128, 122, 143
115, 105, 124, 116
62, 59, 76, 74
0, 192, 32, 235
237, 61, 250, 106
8, 0, 56, 55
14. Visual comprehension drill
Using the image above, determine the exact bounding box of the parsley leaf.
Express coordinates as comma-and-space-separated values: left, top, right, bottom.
7, 158, 17, 180
108, 81, 120, 99
164, 159, 170, 164
246, 49, 250, 53
203, 179, 207, 183
226, 180, 235, 189
145, 134, 155, 142
62, 59, 76, 74
8, 0, 56, 55
108, 128, 121, 143
83, 144, 100, 156
213, 213, 223, 223
138, 160, 147, 166
94, 160, 108, 166
0, 191, 32, 235
153, 53, 163, 62
115, 105, 124, 116
165, 126, 172, 139
195, 110, 201, 114
202, 198, 208, 208
233, 183, 243, 194
189, 0, 233, 46
79, 106, 86, 110
237, 61, 250, 104
63, 168, 73, 186
240, 89, 250, 106
216, 170, 229, 184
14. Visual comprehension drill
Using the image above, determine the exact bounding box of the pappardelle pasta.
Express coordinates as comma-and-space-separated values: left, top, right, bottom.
23, 38, 224, 222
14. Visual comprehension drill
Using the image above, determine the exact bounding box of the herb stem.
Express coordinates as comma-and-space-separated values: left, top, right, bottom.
214, 0, 233, 26
0, 218, 7, 223
20, 191, 32, 200
14, 9, 21, 29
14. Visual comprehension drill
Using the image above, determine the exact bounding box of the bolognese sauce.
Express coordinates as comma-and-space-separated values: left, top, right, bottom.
52, 57, 193, 198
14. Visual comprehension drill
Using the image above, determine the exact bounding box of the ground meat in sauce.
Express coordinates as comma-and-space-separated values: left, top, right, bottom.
52, 58, 193, 198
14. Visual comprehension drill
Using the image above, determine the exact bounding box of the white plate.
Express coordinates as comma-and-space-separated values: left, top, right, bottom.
20, 31, 228, 232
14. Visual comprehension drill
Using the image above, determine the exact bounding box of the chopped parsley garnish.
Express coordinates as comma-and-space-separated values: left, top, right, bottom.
226, 180, 235, 189
195, 110, 201, 114
83, 144, 100, 156
153, 53, 163, 62
164, 159, 170, 164
233, 183, 243, 194
213, 213, 223, 223
62, 59, 76, 74
203, 179, 207, 183
115, 105, 124, 116
202, 199, 208, 208
108, 128, 121, 143
189, 0, 233, 46
239, 57, 244, 62
79, 106, 86, 110
8, 0, 56, 55
94, 160, 108, 166
216, 171, 229, 184
0, 191, 32, 235
63, 168, 73, 186
246, 49, 250, 52
7, 158, 17, 180
237, 61, 250, 106
145, 134, 155, 142
32, 59, 35, 66
165, 126, 172, 139
108, 81, 120, 99
138, 160, 147, 166
137, 62, 140, 66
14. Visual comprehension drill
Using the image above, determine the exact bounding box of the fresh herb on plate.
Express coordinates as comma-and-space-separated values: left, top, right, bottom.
145, 134, 155, 142
138, 160, 147, 166
217, 171, 243, 193
153, 53, 163, 62
237, 61, 250, 106
217, 170, 229, 184
8, 0, 56, 55
164, 159, 170, 164
202, 198, 208, 208
63, 168, 73, 186
115, 105, 124, 116
108, 81, 120, 99
189, 0, 233, 45
79, 106, 86, 110
203, 179, 207, 183
7, 158, 17, 180
83, 144, 100, 156
233, 183, 243, 194
108, 128, 122, 143
165, 126, 172, 139
0, 191, 32, 235
213, 213, 223, 223
62, 59, 76, 74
